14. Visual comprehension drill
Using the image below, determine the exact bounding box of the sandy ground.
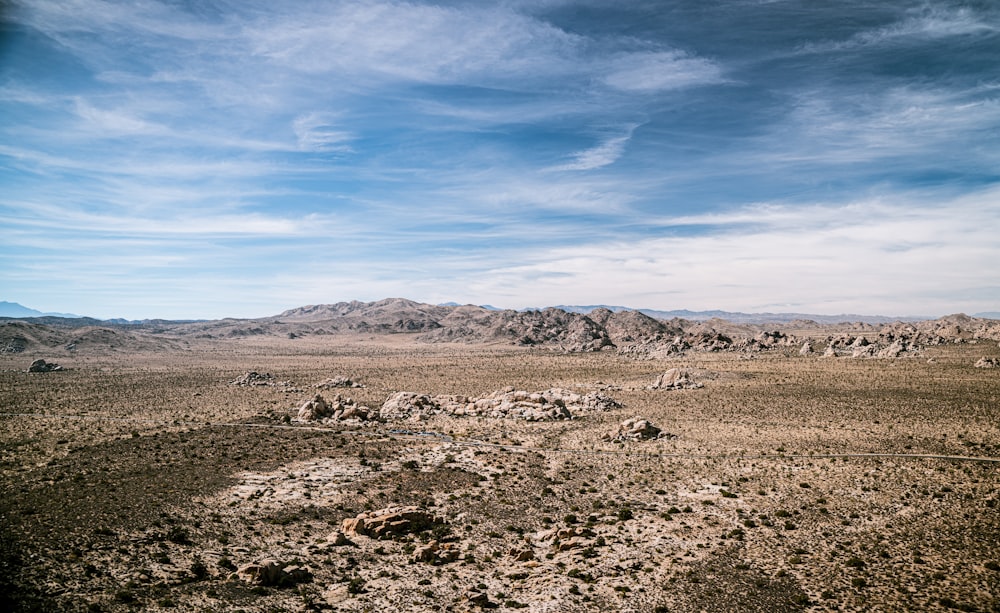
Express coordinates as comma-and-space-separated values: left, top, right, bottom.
1, 336, 998, 612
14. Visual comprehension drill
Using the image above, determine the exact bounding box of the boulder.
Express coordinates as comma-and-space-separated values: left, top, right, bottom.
466, 590, 492, 608
324, 531, 354, 547
341, 506, 443, 540
609, 417, 665, 442
799, 342, 813, 356
975, 357, 998, 369
296, 394, 330, 420
412, 540, 460, 564
27, 359, 62, 373
315, 376, 364, 389
649, 368, 702, 390
234, 559, 312, 587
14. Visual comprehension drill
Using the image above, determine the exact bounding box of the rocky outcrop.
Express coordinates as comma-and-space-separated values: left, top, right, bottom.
649, 368, 702, 390
341, 506, 443, 540
27, 358, 62, 372
736, 330, 798, 351
378, 392, 444, 421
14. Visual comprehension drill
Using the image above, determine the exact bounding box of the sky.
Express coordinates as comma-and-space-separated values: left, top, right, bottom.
1, 0, 998, 320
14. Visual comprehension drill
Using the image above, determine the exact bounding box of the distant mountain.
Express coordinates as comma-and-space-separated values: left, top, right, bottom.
0, 301, 80, 319
439, 302, 503, 311
975, 312, 1000, 320
548, 304, 927, 325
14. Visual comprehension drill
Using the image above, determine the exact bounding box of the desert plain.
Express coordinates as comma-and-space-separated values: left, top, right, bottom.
1, 300, 998, 612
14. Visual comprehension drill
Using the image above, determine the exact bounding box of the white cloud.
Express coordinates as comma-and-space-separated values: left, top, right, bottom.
602, 51, 725, 92
800, 6, 997, 53
548, 125, 639, 172
465, 189, 1000, 315
292, 113, 354, 152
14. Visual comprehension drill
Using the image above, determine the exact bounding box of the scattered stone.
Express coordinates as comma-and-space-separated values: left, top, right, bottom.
27, 359, 62, 373
234, 559, 313, 587
536, 526, 596, 552
341, 506, 443, 540
466, 589, 492, 608
649, 368, 702, 390
975, 357, 998, 369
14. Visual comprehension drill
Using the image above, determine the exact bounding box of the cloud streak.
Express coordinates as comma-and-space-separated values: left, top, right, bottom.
1, 0, 998, 318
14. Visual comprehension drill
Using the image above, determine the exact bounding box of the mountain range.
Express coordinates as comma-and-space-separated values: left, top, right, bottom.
2, 299, 997, 325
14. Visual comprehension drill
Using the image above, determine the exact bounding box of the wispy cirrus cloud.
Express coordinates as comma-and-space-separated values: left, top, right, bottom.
2, 1, 998, 319
547, 124, 640, 172
798, 5, 998, 54
602, 51, 726, 92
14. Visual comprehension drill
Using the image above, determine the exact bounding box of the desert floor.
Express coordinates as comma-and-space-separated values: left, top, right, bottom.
1, 337, 998, 612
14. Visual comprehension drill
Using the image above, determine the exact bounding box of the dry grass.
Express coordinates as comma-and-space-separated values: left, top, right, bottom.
1, 337, 998, 612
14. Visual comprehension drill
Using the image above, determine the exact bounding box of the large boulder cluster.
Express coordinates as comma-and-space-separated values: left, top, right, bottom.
375, 387, 620, 422
818, 333, 921, 359
295, 394, 370, 422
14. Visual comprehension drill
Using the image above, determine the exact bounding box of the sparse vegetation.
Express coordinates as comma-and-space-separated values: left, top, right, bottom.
1, 329, 998, 612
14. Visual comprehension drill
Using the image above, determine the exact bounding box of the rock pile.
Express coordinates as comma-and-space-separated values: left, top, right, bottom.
412, 540, 460, 565
607, 417, 665, 442
975, 357, 998, 369
295, 394, 370, 422
27, 358, 62, 372
649, 368, 702, 390
341, 506, 443, 540
230, 371, 276, 386
736, 330, 798, 351
315, 376, 364, 389
234, 559, 313, 587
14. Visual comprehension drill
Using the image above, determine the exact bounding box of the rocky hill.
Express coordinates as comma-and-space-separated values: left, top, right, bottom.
4, 299, 999, 356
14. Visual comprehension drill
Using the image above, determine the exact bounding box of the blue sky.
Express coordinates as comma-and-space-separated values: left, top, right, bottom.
1, 0, 998, 319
